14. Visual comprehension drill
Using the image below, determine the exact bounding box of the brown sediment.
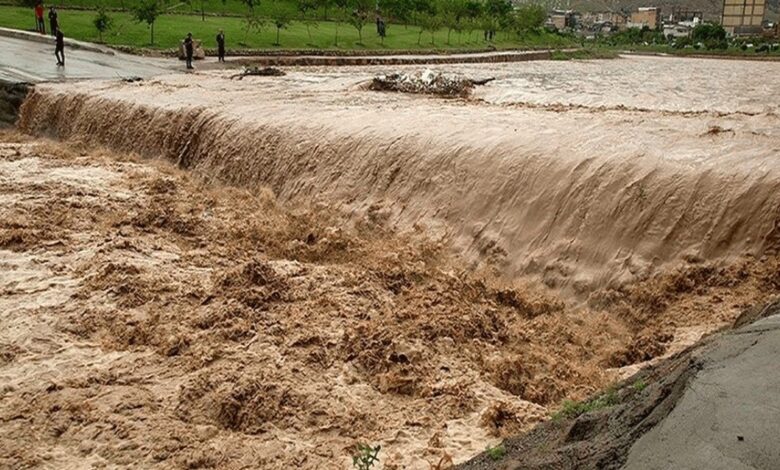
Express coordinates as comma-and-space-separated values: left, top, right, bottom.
4, 56, 780, 468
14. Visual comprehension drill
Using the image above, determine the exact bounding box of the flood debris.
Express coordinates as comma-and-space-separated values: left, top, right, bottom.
369, 69, 495, 97
229, 66, 286, 80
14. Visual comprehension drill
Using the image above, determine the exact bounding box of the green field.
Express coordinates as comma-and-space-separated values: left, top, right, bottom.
0, 5, 573, 51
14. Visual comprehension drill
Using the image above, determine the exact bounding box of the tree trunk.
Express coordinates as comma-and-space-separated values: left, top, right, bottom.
151, 22, 154, 45
201, 0, 205, 21
276, 27, 280, 45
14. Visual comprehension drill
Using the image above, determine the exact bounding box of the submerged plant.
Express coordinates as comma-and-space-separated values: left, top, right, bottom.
352, 443, 381, 470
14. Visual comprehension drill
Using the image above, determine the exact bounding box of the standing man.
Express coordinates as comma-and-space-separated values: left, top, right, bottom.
34, 2, 45, 34
55, 29, 65, 66
184, 32, 194, 69
216, 29, 225, 63
48, 6, 58, 37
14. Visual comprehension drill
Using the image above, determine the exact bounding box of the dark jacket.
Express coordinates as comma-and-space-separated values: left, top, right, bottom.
55, 30, 64, 50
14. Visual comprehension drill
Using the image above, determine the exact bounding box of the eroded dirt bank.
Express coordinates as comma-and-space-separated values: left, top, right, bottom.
1, 132, 779, 468
17, 59, 780, 297
458, 300, 780, 470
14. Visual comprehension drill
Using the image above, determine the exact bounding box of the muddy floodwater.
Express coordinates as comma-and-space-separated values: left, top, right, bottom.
3, 56, 780, 469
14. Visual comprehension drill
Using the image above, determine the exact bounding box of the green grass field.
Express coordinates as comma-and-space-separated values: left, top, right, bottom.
0, 5, 574, 51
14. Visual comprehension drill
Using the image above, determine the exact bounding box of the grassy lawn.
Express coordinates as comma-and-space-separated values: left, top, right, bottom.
0, 5, 574, 51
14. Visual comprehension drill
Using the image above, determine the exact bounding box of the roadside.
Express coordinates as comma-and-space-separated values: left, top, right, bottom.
458, 299, 780, 470
0, 26, 113, 55
0, 36, 171, 82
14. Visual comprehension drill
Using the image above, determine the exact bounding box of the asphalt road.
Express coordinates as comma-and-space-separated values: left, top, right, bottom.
0, 35, 173, 83
624, 312, 780, 470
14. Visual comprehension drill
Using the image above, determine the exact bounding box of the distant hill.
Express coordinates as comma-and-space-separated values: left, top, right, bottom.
560, 0, 778, 22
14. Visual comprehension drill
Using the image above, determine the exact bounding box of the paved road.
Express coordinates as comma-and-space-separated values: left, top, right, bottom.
0, 36, 173, 83
624, 311, 780, 470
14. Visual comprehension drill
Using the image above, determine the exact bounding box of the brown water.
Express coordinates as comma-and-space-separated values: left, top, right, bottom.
19, 56, 780, 296
7, 56, 780, 468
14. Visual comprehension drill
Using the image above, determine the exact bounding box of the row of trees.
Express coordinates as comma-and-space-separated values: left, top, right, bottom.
112, 0, 547, 46
238, 0, 548, 46
601, 23, 729, 51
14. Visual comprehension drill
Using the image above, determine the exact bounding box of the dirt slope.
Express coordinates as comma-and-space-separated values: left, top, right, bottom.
457, 299, 780, 470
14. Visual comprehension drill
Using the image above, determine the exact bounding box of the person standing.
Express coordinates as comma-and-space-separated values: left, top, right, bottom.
34, 2, 45, 34
55, 29, 65, 66
48, 6, 58, 37
216, 29, 225, 63
184, 32, 194, 69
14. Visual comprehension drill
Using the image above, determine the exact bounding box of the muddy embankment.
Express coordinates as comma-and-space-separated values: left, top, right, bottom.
459, 299, 780, 470
17, 79, 780, 298
0, 80, 30, 128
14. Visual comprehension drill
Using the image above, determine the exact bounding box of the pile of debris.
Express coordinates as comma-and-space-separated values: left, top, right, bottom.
230, 66, 286, 80
369, 69, 494, 97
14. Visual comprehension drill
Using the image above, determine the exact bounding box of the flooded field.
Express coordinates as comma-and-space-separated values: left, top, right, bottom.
3, 56, 780, 468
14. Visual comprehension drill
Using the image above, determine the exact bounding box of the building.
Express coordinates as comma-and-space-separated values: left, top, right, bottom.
548, 10, 577, 30
663, 24, 693, 37
630, 7, 661, 29
722, 0, 766, 35
629, 7, 661, 29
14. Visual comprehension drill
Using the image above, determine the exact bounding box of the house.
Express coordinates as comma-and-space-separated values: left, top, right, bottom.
549, 10, 577, 30
628, 7, 661, 29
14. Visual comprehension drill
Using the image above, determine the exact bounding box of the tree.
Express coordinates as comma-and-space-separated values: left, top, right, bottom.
241, 11, 265, 45
691, 23, 727, 49
298, 0, 318, 43
332, 0, 348, 45
348, 0, 372, 44
271, 7, 293, 45
437, 0, 468, 45
316, 0, 332, 20
512, 5, 545, 35
418, 13, 441, 45
93, 7, 113, 43
241, 0, 257, 13
382, 0, 414, 24
133, 0, 161, 45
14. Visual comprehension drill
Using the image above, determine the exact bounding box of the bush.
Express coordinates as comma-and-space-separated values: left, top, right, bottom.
486, 443, 507, 461
704, 38, 727, 50
691, 23, 726, 44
